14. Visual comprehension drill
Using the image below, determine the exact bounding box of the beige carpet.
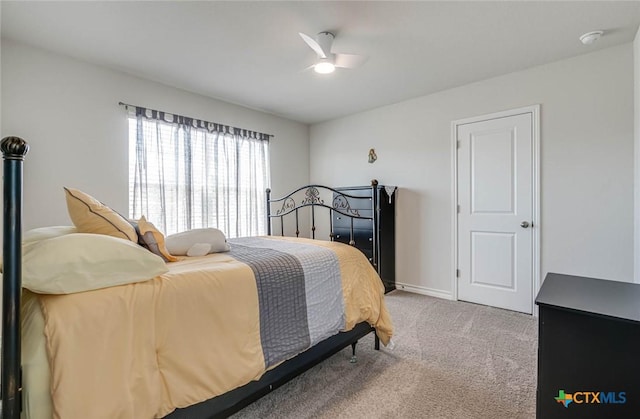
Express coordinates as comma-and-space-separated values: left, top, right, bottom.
232, 291, 538, 419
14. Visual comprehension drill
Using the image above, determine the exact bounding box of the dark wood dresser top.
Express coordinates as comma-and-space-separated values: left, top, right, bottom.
535, 272, 640, 323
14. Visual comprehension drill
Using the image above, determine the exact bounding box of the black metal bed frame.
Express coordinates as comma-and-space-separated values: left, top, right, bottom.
0, 137, 381, 418
266, 181, 378, 252
1, 137, 29, 419
168, 183, 382, 418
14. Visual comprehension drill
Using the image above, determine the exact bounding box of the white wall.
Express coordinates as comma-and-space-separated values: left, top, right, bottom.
0, 39, 309, 231
311, 44, 635, 297
634, 27, 640, 283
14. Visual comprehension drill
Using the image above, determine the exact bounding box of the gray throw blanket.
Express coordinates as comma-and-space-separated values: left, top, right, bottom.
229, 237, 346, 368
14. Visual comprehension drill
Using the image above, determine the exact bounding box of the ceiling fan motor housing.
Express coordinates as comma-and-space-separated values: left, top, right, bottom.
316, 31, 335, 57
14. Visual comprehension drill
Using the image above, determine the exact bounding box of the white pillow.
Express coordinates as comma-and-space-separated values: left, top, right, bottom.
165, 228, 230, 256
186, 242, 213, 257
23, 226, 77, 245
23, 233, 168, 294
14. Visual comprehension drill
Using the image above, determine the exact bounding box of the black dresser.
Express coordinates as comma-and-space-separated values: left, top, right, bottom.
535, 273, 640, 419
331, 182, 396, 293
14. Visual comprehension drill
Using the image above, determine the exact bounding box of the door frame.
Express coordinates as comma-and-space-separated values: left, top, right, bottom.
451, 105, 541, 315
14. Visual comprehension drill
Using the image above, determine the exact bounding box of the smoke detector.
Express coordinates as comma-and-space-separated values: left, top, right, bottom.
579, 31, 603, 45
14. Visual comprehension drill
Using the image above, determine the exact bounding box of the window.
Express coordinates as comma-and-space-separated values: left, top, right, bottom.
128, 106, 270, 237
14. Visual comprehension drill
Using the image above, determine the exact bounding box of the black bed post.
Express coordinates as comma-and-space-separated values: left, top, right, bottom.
1, 137, 28, 419
265, 188, 271, 236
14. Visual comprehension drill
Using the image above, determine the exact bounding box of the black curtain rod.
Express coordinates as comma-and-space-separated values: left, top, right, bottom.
118, 101, 273, 140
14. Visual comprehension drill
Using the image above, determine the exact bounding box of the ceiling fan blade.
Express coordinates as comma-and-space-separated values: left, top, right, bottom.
301, 63, 316, 72
299, 32, 327, 58
334, 53, 367, 69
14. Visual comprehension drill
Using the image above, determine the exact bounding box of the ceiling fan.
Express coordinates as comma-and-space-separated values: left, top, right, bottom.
299, 31, 367, 74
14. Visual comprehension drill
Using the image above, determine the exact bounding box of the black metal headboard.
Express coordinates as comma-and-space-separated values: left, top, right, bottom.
266, 180, 378, 250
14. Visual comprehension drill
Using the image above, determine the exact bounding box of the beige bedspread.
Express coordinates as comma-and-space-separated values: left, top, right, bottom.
34, 237, 393, 419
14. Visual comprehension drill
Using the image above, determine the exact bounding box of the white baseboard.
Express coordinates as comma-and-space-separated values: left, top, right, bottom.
393, 282, 454, 300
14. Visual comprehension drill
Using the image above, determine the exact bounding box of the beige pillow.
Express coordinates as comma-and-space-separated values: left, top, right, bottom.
0, 226, 78, 273
134, 216, 178, 262
23, 233, 168, 294
64, 187, 137, 242
23, 225, 78, 245
166, 228, 230, 256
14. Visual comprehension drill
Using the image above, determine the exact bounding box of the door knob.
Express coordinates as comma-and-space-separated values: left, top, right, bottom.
520, 221, 530, 228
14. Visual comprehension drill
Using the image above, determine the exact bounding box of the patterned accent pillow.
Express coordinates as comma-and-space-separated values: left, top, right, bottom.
64, 188, 138, 242
134, 216, 179, 263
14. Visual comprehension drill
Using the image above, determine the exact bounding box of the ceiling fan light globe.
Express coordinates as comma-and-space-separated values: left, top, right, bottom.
314, 61, 336, 74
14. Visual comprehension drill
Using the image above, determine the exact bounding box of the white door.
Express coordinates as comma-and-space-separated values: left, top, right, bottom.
456, 111, 534, 314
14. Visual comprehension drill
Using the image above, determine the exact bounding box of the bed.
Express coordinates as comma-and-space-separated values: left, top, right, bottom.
0, 137, 393, 419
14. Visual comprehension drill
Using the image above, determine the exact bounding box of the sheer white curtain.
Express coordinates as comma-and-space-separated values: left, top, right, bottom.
128, 108, 270, 237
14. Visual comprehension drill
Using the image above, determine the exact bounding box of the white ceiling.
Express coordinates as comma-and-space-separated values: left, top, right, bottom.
2, 1, 640, 124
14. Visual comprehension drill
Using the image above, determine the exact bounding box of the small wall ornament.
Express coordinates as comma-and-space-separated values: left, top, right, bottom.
368, 148, 377, 164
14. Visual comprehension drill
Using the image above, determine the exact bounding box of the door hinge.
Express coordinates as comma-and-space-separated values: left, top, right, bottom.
456, 269, 460, 278
456, 140, 460, 149
457, 205, 460, 213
